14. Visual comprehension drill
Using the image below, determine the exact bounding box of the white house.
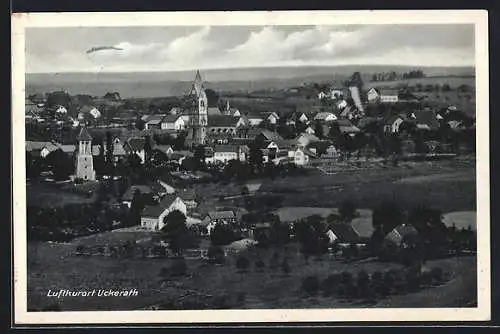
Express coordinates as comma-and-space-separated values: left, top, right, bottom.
329, 88, 344, 100
318, 91, 328, 100
161, 115, 185, 131
55, 105, 68, 114
313, 112, 337, 122
296, 133, 320, 147
368, 88, 399, 103
384, 115, 406, 133
205, 145, 247, 164
337, 99, 348, 110
202, 211, 237, 236
140, 195, 187, 231
264, 112, 280, 125
287, 147, 310, 166
304, 126, 316, 135
367, 88, 380, 103
246, 113, 264, 126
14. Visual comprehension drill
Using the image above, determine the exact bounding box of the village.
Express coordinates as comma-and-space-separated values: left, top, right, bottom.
26, 70, 477, 311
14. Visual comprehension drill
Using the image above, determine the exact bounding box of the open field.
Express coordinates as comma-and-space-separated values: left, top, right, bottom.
257, 159, 476, 213
27, 182, 96, 208
27, 239, 477, 311
27, 156, 477, 311
365, 76, 475, 90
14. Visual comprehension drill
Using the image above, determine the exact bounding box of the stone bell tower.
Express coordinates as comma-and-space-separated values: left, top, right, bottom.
75, 126, 96, 181
186, 70, 208, 147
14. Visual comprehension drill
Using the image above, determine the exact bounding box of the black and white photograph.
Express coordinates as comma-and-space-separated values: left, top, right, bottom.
12, 10, 490, 324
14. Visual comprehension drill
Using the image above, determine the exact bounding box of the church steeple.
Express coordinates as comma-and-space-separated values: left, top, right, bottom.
75, 126, 95, 181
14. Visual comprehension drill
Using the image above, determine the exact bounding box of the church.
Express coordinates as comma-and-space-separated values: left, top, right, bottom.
185, 70, 209, 148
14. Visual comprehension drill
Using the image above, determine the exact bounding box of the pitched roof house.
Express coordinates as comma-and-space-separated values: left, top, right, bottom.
140, 195, 187, 231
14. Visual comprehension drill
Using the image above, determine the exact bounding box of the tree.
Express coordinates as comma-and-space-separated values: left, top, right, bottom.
339, 200, 357, 222
205, 89, 220, 107
302, 275, 320, 296
48, 150, 74, 181
161, 210, 190, 255
314, 121, 324, 139
207, 245, 225, 264
356, 270, 371, 298
210, 224, 237, 246
143, 135, 153, 166
194, 145, 207, 171
254, 259, 266, 272
236, 255, 250, 272
248, 142, 264, 173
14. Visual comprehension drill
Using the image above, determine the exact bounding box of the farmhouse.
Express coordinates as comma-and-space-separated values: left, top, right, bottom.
410, 110, 440, 131
178, 188, 198, 210
121, 185, 156, 208
25, 141, 60, 158
161, 115, 185, 131
140, 195, 187, 231
336, 119, 361, 136
326, 222, 360, 244
123, 137, 146, 163
384, 224, 419, 248
202, 211, 237, 236
367, 88, 399, 103
383, 115, 407, 133
78, 105, 101, 119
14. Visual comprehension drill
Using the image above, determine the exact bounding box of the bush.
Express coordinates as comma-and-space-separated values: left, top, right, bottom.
170, 258, 187, 277
302, 275, 320, 296
356, 270, 371, 298
339, 200, 357, 221
281, 259, 291, 275
339, 271, 356, 298
207, 245, 225, 264
322, 273, 341, 296
236, 255, 250, 272
159, 266, 170, 278
254, 259, 266, 272
370, 271, 385, 296
430, 267, 445, 284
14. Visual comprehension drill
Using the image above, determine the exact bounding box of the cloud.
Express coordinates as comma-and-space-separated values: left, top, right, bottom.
25, 24, 475, 73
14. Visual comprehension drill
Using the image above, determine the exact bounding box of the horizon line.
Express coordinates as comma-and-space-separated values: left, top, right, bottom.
26, 63, 476, 75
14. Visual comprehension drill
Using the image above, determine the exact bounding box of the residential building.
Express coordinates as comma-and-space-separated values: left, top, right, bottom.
336, 119, 361, 136
313, 112, 337, 123
384, 115, 406, 133
161, 114, 185, 131
205, 145, 248, 164
246, 112, 264, 126
296, 133, 320, 147
202, 211, 237, 236
178, 188, 198, 210
25, 141, 60, 158
122, 185, 156, 208
140, 195, 187, 231
263, 111, 280, 124
123, 137, 146, 163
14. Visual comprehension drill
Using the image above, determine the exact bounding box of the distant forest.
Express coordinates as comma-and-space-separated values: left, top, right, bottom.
370, 70, 426, 82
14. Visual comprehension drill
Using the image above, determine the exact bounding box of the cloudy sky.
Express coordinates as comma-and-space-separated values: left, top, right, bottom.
26, 24, 475, 73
